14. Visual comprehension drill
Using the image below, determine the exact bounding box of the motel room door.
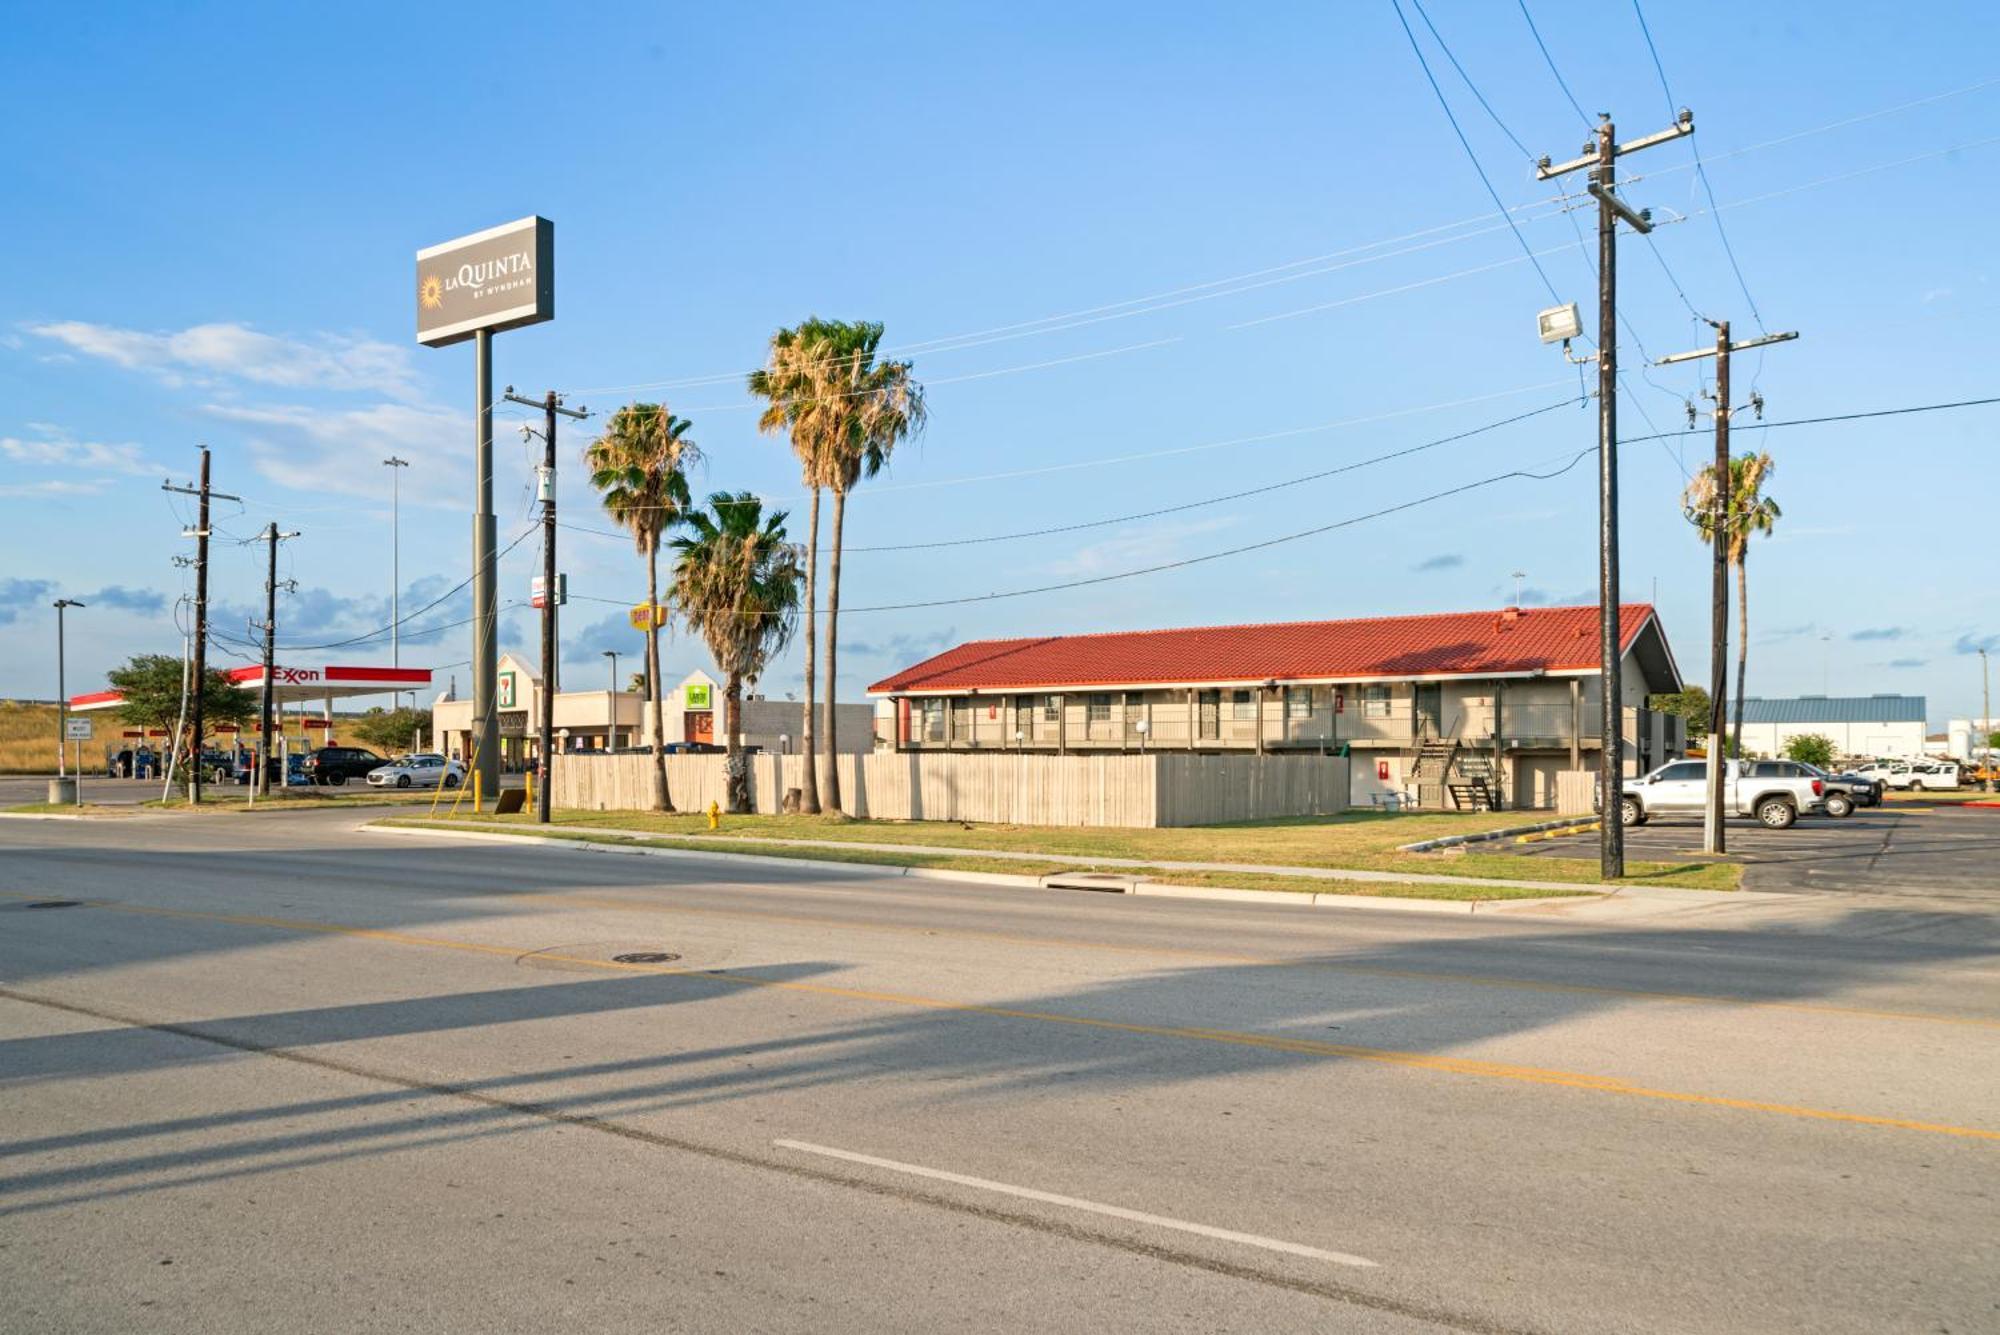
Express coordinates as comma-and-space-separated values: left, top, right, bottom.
684, 711, 714, 745
1414, 683, 1443, 738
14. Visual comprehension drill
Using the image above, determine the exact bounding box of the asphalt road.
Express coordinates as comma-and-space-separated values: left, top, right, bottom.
1513, 802, 2000, 899
2, 811, 1996, 1333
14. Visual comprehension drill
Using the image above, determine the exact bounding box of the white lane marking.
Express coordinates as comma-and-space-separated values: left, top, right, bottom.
773, 1138, 1377, 1268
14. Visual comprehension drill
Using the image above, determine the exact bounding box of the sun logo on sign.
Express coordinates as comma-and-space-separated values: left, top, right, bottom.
418, 273, 444, 310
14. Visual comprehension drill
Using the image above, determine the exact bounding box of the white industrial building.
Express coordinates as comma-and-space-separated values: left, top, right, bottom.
1734, 695, 1927, 760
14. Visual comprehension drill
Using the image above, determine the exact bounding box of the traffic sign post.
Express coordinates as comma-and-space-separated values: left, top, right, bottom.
63, 717, 91, 806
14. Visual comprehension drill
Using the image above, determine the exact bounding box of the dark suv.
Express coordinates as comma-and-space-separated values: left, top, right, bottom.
302, 745, 387, 786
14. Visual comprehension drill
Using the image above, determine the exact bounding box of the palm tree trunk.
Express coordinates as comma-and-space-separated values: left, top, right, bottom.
798, 487, 822, 814
822, 487, 846, 814
646, 541, 670, 812
724, 671, 746, 813
1732, 555, 1750, 759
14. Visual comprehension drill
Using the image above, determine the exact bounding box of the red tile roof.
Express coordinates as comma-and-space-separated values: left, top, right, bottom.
868, 604, 1662, 694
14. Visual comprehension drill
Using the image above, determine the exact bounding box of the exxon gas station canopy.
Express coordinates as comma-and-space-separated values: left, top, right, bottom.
70, 665, 433, 712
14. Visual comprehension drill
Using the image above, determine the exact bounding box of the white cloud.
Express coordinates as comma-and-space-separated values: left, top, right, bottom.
0, 479, 108, 497
27, 320, 421, 401
1042, 517, 1238, 579
1, 427, 158, 475
203, 400, 463, 504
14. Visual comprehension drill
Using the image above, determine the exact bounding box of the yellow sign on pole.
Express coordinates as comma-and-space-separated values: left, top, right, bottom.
629, 603, 664, 631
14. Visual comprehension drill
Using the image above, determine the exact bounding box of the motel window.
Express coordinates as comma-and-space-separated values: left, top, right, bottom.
922, 698, 945, 742
1043, 695, 1061, 722
1284, 686, 1314, 718
1086, 694, 1112, 724
1231, 690, 1256, 721
1362, 685, 1391, 719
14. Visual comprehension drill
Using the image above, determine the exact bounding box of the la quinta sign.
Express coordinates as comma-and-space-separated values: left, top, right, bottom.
415, 216, 554, 348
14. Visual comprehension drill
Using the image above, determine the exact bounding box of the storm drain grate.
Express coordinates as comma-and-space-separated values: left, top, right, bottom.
612, 952, 682, 965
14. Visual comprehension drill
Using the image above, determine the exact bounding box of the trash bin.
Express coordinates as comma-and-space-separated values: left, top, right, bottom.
47, 778, 77, 804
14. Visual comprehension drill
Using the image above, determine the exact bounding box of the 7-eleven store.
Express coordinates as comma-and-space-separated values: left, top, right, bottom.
69, 665, 433, 766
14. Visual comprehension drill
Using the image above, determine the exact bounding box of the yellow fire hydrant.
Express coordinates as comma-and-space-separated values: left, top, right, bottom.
706, 800, 721, 831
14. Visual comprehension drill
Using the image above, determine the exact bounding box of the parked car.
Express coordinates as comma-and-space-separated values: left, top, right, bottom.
1853, 761, 1913, 790
229, 753, 310, 787
1905, 761, 1960, 791
1796, 764, 1874, 817
366, 753, 465, 790
302, 745, 387, 786
1618, 758, 1825, 829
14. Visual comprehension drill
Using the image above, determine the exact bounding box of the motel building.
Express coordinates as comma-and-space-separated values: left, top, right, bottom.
429, 654, 873, 771
867, 602, 1686, 810
68, 664, 435, 765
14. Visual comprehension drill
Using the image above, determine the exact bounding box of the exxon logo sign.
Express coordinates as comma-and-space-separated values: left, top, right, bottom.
275, 667, 323, 685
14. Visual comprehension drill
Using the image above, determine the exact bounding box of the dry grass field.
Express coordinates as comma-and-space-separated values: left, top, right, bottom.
0, 701, 61, 774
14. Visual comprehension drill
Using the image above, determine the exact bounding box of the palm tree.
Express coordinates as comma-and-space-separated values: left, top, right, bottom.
671, 492, 802, 812
816, 321, 924, 811
1682, 450, 1780, 755
585, 404, 701, 811
747, 320, 844, 814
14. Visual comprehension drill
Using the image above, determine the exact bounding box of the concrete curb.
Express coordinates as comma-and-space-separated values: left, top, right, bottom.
367, 822, 1601, 917
1397, 816, 1596, 853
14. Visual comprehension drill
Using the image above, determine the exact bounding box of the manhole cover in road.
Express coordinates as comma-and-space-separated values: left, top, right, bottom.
612, 952, 681, 965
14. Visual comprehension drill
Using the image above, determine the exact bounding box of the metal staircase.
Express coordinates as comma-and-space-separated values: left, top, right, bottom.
1448, 754, 1499, 811
1409, 738, 1458, 809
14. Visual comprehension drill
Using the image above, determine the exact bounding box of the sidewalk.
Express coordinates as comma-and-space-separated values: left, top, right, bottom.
373, 816, 1781, 921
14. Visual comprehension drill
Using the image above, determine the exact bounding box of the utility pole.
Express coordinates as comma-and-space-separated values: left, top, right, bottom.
53, 598, 85, 780
1538, 110, 1692, 880
1657, 324, 1798, 855
163, 449, 238, 805
250, 524, 300, 800
1982, 647, 1991, 775
505, 387, 586, 823
383, 456, 409, 708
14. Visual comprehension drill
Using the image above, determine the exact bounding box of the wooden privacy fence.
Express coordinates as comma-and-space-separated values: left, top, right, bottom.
549, 751, 1351, 828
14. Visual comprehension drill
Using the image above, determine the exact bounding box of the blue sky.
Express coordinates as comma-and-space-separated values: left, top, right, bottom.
2, 1, 1996, 725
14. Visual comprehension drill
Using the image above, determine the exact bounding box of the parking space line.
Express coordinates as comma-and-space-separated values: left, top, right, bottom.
774, 1139, 1378, 1267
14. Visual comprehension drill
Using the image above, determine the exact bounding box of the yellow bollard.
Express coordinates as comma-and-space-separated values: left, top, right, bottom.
706, 800, 720, 831
526, 768, 534, 812
473, 770, 483, 815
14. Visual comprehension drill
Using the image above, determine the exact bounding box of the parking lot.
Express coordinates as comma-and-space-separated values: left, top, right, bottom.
1513, 799, 2000, 901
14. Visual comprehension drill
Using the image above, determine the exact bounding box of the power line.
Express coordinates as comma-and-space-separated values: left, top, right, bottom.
841, 397, 1582, 552
1391, 0, 1564, 304
1517, 0, 1592, 128
554, 76, 1999, 405
568, 448, 1600, 617
1630, 0, 1762, 330
1616, 393, 2000, 445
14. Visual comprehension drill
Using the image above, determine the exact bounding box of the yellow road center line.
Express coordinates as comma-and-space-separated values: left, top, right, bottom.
5, 891, 1997, 1143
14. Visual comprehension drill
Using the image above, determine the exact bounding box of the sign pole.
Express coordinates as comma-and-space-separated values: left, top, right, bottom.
472, 328, 499, 804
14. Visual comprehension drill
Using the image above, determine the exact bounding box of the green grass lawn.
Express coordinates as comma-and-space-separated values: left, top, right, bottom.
379, 820, 1592, 902
381, 806, 1738, 890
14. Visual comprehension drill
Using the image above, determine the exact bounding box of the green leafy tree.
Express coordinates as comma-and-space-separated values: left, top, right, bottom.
348, 706, 431, 756
1683, 451, 1780, 753
1648, 685, 1713, 743
670, 492, 802, 812
106, 654, 254, 738
1782, 733, 1836, 768
586, 404, 701, 811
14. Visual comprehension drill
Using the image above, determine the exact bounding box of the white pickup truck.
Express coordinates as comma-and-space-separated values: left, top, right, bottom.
1618, 758, 1827, 829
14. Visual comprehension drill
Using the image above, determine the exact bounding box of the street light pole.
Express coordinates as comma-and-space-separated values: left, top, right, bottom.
384, 456, 409, 706
53, 598, 85, 780
604, 650, 620, 751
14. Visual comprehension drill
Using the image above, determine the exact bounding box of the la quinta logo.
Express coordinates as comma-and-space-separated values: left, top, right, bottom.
418, 273, 444, 310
